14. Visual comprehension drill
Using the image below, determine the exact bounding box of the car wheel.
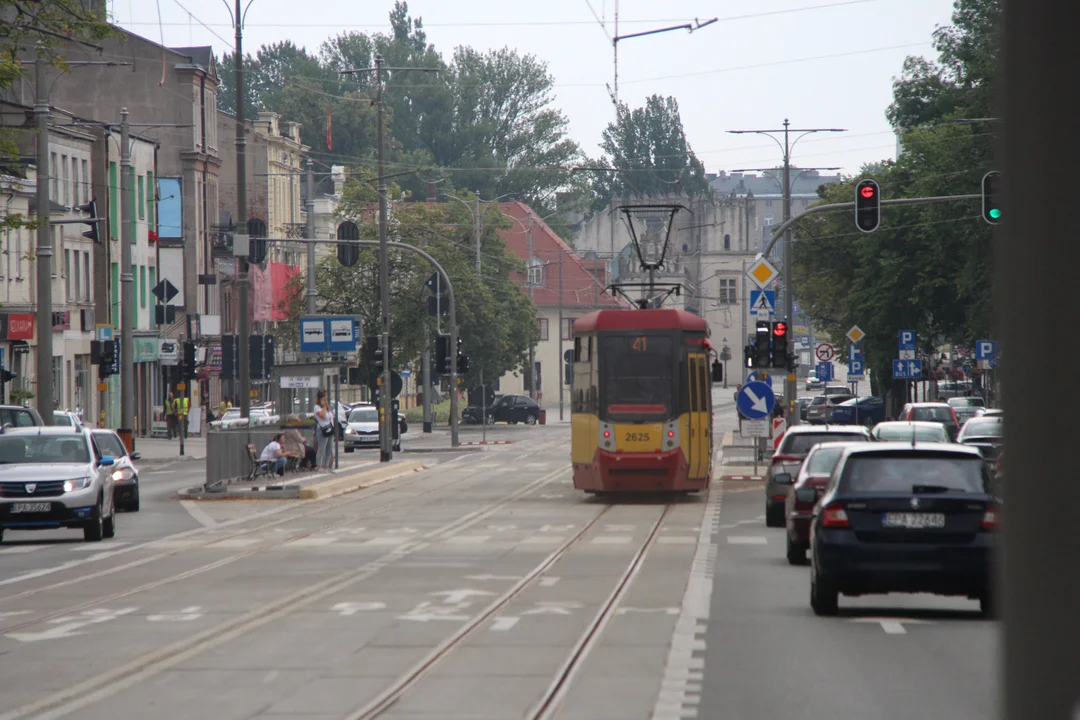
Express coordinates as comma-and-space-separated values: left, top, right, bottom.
786, 534, 807, 565
765, 502, 785, 528
84, 498, 104, 542
485, 415, 496, 425
525, 414, 537, 425
125, 488, 141, 513
344, 446, 354, 453
0, 529, 4, 543
810, 566, 839, 616
103, 504, 116, 539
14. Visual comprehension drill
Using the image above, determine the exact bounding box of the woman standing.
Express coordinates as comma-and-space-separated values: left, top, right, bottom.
312, 390, 335, 472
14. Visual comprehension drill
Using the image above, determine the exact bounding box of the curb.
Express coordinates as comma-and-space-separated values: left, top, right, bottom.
297, 459, 428, 500
401, 446, 483, 454
138, 455, 203, 467
459, 440, 514, 446
719, 475, 764, 481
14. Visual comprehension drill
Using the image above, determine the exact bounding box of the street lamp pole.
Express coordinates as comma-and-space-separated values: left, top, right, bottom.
728, 120, 846, 425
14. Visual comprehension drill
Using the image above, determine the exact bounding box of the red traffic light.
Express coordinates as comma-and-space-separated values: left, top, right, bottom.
860, 186, 876, 198
772, 322, 788, 337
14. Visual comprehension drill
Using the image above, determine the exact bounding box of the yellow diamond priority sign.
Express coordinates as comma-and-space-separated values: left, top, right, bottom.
747, 257, 779, 289
846, 325, 865, 344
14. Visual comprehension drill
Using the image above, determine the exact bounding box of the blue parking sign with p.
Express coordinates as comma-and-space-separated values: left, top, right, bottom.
899, 330, 915, 351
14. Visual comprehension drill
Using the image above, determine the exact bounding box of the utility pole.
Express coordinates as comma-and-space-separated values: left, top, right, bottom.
305, 158, 316, 314
728, 120, 846, 425
232, 0, 251, 422
119, 109, 135, 447
558, 256, 565, 421
340, 56, 437, 462
527, 215, 536, 401
33, 47, 53, 424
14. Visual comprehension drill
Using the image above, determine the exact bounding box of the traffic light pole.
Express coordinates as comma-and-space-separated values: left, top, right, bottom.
119, 110, 135, 448
232, 0, 251, 423
33, 47, 53, 424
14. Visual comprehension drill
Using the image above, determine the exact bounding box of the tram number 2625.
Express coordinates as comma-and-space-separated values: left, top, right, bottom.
625, 432, 651, 443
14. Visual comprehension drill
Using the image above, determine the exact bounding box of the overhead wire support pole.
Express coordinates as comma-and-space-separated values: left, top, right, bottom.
231, 0, 252, 422
728, 121, 847, 426
119, 109, 135, 447
305, 159, 316, 314
340, 57, 437, 463
608, 9, 717, 105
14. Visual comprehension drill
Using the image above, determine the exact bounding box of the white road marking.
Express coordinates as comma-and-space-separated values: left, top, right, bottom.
179, 500, 218, 528
7, 607, 138, 643
616, 607, 680, 615
485, 524, 517, 532
147, 606, 203, 622
332, 602, 386, 616
465, 574, 521, 581
490, 616, 520, 632
362, 537, 409, 546
538, 576, 560, 588
0, 611, 33, 619
726, 536, 768, 545
522, 601, 582, 616
850, 617, 934, 634
431, 589, 495, 605
657, 536, 698, 544
284, 538, 337, 547
0, 545, 47, 555
69, 542, 129, 553
522, 535, 564, 544
445, 535, 490, 545
208, 538, 262, 548
605, 524, 636, 532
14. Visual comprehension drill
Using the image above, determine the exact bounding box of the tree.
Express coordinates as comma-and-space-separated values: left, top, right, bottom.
279, 173, 538, 386
592, 95, 711, 210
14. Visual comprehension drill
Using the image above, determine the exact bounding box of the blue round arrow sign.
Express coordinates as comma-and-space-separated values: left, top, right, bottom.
737, 381, 775, 420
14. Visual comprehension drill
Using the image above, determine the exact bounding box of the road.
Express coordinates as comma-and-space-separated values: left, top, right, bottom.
0, 391, 997, 719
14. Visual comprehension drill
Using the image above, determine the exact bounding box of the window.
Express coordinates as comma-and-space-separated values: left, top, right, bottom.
537, 317, 549, 341
527, 258, 545, 287
51, 356, 63, 406
93, 431, 127, 459
83, 251, 91, 301
81, 159, 89, 205
765, 199, 773, 207
842, 454, 987, 493
562, 318, 576, 341
111, 262, 119, 324
718, 278, 737, 305
140, 265, 146, 308
109, 162, 119, 236
50, 152, 58, 200
73, 251, 80, 302
723, 233, 731, 251
138, 175, 145, 219
70, 156, 78, 206
132, 263, 138, 329
782, 432, 870, 456
61, 154, 68, 206
601, 335, 674, 416
146, 171, 155, 228
149, 266, 156, 306
64, 250, 72, 300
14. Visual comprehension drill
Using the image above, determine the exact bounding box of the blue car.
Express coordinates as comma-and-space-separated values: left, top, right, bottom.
829, 395, 885, 427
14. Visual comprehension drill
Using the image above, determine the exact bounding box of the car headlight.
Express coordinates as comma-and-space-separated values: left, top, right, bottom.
63, 477, 93, 493
345, 427, 355, 434
111, 468, 135, 482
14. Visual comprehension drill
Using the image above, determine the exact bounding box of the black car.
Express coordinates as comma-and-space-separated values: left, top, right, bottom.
809, 443, 997, 617
91, 429, 142, 511
462, 394, 540, 425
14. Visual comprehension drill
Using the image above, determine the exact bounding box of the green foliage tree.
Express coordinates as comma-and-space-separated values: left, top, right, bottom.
279, 173, 538, 386
592, 94, 711, 210
791, 0, 1000, 402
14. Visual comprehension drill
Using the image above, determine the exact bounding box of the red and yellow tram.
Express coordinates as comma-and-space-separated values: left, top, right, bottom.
570, 308, 721, 493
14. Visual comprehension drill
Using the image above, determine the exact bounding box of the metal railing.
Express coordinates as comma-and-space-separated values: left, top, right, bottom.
205, 423, 321, 486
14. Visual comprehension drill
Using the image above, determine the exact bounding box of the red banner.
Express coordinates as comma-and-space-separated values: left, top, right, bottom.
8, 314, 34, 340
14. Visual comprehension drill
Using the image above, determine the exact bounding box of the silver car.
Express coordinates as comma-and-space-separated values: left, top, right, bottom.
0, 427, 118, 542
806, 394, 856, 424
343, 405, 380, 452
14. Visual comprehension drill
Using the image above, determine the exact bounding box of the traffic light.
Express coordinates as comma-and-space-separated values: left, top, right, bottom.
455, 337, 469, 375
854, 178, 880, 233
754, 321, 771, 368
263, 335, 276, 379
221, 335, 236, 381
93, 339, 115, 379
982, 171, 1001, 225
76, 199, 101, 243
744, 345, 756, 369
771, 321, 789, 368
249, 237, 267, 265
337, 221, 360, 267
435, 335, 450, 375
182, 341, 197, 380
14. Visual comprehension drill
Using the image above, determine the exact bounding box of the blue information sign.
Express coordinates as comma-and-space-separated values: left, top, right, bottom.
976, 340, 998, 360
815, 362, 834, 382
299, 316, 357, 354
736, 381, 775, 420
848, 358, 865, 377
892, 358, 922, 379
899, 330, 916, 351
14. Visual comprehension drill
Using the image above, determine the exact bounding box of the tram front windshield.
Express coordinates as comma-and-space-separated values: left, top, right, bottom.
601, 334, 674, 418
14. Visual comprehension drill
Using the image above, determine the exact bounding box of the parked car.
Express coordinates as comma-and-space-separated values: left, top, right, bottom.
823, 385, 852, 397
948, 396, 986, 426
956, 415, 1003, 465
91, 429, 142, 511
0, 427, 118, 542
897, 402, 961, 440
829, 396, 885, 427
463, 394, 540, 425
795, 397, 813, 422
208, 406, 280, 430
809, 443, 997, 616
777, 441, 856, 565
805, 374, 823, 391
0, 405, 43, 429
805, 394, 856, 424
870, 420, 951, 443
764, 424, 873, 527
53, 411, 84, 429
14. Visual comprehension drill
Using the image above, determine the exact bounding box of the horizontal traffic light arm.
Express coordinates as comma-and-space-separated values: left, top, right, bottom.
759, 192, 982, 258
49, 218, 106, 225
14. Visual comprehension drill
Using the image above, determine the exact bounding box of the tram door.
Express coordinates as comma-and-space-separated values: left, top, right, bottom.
687, 353, 710, 479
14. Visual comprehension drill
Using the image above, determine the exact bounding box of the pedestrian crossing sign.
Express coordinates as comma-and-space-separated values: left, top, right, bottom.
749, 290, 776, 315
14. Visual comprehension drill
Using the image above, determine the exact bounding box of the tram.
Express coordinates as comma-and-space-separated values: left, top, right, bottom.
570, 308, 723, 493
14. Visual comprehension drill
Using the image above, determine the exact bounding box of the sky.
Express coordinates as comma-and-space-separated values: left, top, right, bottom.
108, 0, 957, 176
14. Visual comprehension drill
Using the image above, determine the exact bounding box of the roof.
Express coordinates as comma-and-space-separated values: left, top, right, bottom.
171, 46, 217, 74
841, 442, 981, 457
784, 424, 871, 435
875, 420, 949, 428
497, 201, 624, 310
709, 169, 843, 197
3, 426, 87, 437
573, 308, 708, 333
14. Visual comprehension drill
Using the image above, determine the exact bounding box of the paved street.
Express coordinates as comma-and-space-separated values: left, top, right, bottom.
0, 390, 996, 719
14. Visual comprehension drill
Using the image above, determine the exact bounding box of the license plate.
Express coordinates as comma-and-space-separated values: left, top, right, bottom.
882, 512, 945, 529
10, 502, 52, 514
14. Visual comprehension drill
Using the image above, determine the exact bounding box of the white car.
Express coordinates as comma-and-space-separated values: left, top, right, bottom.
208, 406, 279, 430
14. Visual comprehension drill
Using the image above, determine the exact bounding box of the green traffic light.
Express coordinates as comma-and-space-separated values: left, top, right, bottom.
988, 208, 1001, 219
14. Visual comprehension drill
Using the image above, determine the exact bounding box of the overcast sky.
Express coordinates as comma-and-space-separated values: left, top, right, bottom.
108, 0, 955, 176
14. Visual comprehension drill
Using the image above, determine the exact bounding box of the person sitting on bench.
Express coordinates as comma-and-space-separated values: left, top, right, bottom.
259, 433, 288, 477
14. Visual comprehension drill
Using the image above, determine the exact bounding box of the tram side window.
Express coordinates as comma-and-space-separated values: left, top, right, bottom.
602, 335, 674, 414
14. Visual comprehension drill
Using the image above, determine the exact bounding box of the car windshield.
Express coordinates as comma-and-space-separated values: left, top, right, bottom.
784, 433, 869, 455
804, 446, 846, 475
875, 424, 948, 442
349, 409, 379, 424
960, 418, 1003, 439
809, 397, 827, 406
828, 395, 855, 405
912, 407, 955, 423
0, 436, 90, 464
52, 414, 74, 426
842, 453, 987, 493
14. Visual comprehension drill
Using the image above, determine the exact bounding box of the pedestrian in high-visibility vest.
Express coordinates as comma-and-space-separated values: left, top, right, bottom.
166, 392, 178, 439
180, 396, 189, 438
